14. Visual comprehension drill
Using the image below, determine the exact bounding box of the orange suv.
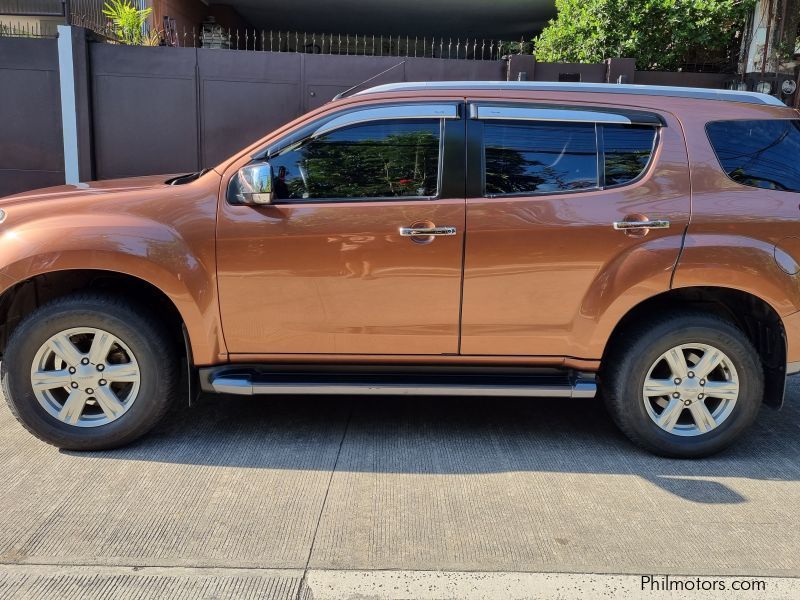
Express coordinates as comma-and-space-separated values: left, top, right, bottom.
1, 81, 799, 457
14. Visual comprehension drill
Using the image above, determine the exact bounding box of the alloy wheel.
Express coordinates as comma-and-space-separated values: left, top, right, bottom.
29, 327, 141, 427
642, 343, 739, 437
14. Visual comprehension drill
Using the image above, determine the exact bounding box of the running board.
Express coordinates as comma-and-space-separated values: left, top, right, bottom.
203, 369, 597, 399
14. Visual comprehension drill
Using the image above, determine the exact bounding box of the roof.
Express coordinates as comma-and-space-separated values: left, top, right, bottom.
354, 81, 786, 107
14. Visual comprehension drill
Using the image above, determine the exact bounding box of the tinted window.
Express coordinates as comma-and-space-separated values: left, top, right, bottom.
707, 119, 800, 192
484, 121, 598, 195
603, 124, 657, 186
268, 119, 440, 200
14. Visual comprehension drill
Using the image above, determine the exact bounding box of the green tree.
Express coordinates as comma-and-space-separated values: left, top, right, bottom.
533, 0, 756, 71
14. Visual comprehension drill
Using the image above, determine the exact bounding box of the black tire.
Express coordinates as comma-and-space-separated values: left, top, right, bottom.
602, 312, 763, 458
2, 293, 178, 450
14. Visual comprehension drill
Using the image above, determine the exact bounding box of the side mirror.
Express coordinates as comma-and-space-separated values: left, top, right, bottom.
235, 162, 274, 205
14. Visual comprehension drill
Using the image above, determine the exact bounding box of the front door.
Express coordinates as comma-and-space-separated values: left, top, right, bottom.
217, 105, 466, 355
460, 101, 691, 359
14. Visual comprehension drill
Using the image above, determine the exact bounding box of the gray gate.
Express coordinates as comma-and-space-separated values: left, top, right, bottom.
0, 37, 64, 196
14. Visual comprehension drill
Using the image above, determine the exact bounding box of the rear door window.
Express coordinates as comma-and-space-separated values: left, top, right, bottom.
706, 119, 800, 192
483, 121, 598, 195
603, 124, 657, 187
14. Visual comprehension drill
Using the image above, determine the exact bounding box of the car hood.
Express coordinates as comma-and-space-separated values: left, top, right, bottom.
0, 173, 200, 208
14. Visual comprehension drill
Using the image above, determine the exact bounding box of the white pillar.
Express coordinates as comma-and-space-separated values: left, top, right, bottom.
57, 24, 80, 185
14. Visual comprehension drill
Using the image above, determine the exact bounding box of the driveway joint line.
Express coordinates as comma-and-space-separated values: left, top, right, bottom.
295, 401, 354, 600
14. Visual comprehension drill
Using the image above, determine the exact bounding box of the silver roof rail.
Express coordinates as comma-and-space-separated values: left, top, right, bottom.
354, 81, 786, 107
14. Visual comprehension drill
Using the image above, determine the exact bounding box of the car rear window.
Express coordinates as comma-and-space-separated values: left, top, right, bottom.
706, 119, 800, 193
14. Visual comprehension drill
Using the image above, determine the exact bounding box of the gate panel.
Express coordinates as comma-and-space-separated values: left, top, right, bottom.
198, 49, 302, 166
0, 38, 63, 197
91, 44, 199, 179
302, 54, 406, 111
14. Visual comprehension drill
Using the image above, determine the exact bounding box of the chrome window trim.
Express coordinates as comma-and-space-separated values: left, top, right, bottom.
471, 104, 632, 125
311, 103, 459, 138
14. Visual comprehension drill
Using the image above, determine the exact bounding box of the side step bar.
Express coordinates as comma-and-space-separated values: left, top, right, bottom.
203, 369, 597, 399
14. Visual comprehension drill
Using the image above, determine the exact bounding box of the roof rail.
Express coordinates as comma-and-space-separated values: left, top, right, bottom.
354, 81, 786, 107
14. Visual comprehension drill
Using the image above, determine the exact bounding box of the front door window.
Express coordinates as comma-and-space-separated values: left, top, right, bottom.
267, 119, 441, 201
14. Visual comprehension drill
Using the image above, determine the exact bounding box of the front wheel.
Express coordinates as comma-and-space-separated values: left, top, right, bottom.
2, 294, 178, 450
602, 312, 763, 458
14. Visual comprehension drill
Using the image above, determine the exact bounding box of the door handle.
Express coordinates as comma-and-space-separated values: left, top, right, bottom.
612, 219, 670, 231
399, 226, 457, 237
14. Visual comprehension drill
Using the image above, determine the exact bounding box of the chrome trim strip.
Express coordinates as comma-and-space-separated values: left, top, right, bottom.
472, 105, 631, 124
613, 220, 670, 230
210, 377, 597, 399
210, 377, 254, 395
399, 226, 457, 237
355, 81, 786, 107
312, 103, 459, 138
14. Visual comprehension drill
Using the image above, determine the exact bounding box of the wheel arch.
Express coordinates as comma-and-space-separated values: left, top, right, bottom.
0, 269, 190, 366
601, 286, 786, 408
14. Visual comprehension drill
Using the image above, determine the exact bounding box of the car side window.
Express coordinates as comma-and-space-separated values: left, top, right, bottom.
603, 124, 657, 187
483, 121, 598, 195
267, 119, 441, 201
706, 119, 800, 193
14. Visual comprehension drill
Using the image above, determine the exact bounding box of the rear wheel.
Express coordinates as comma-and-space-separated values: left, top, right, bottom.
2, 294, 178, 450
602, 312, 763, 457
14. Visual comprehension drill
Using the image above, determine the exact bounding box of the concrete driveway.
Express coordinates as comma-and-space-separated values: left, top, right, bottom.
1, 378, 800, 599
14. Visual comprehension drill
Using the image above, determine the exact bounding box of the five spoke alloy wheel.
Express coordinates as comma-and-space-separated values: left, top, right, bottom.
30, 327, 141, 428
643, 343, 739, 437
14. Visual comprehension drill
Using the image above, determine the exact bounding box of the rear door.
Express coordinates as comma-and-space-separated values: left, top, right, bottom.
460, 101, 690, 358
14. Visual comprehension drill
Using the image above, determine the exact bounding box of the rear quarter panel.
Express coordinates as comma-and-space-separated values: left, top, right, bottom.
673, 102, 800, 360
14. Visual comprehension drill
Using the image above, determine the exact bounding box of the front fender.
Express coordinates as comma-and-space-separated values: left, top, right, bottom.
0, 211, 223, 364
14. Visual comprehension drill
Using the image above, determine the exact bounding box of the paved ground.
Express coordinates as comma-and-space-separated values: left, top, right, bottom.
1, 378, 800, 598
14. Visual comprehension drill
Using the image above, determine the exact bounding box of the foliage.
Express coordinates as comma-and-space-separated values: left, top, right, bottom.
102, 0, 153, 45
533, 0, 757, 71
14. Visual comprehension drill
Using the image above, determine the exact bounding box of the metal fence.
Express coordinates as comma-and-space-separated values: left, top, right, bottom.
0, 20, 57, 37
163, 29, 528, 60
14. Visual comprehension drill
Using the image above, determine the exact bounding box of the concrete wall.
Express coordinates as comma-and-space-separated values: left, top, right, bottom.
634, 70, 734, 88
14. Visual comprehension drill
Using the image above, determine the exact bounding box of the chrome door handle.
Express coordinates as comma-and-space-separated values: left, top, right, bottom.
399, 226, 457, 236
612, 220, 670, 231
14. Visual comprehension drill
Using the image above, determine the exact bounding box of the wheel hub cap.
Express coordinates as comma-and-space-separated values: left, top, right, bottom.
30, 327, 141, 428
642, 343, 739, 437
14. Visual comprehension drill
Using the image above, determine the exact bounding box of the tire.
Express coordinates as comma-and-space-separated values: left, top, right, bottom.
2, 293, 178, 450
602, 312, 763, 458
